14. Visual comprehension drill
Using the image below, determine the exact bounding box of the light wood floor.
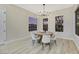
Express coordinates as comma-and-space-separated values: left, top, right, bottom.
0, 38, 79, 54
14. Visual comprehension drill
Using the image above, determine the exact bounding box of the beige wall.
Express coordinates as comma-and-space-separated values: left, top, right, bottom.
38, 6, 74, 39
0, 4, 37, 41
0, 4, 79, 48
49, 7, 74, 39
37, 5, 79, 49
37, 16, 48, 31
0, 4, 75, 41
72, 5, 79, 49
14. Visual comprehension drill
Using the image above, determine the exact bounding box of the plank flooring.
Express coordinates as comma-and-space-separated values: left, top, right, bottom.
0, 38, 79, 54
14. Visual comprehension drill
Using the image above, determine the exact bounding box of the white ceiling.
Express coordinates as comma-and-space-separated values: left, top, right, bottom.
15, 4, 74, 15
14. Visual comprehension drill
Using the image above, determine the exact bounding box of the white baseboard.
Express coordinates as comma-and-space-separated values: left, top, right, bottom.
73, 34, 79, 50
0, 41, 5, 45
6, 36, 31, 44
56, 36, 74, 40
57, 36, 79, 50
55, 32, 74, 40
0, 36, 31, 45
73, 40, 79, 51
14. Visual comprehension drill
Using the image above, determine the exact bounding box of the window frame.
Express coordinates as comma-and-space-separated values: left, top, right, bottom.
28, 16, 37, 31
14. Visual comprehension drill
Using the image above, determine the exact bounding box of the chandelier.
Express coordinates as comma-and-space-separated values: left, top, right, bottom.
39, 4, 51, 16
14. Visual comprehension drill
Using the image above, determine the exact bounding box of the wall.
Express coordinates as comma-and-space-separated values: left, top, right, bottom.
38, 6, 74, 40
72, 5, 79, 49
0, 4, 79, 49
0, 4, 37, 43
49, 7, 75, 39
6, 4, 79, 49
37, 16, 49, 31
48, 5, 79, 49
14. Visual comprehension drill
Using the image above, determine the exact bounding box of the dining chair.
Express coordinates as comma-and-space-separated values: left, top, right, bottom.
31, 31, 40, 46
42, 34, 51, 49
50, 34, 56, 45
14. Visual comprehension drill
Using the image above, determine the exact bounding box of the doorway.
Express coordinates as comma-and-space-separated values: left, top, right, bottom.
0, 10, 6, 43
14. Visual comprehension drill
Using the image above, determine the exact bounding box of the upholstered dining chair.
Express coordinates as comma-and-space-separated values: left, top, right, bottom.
42, 34, 51, 49
31, 31, 40, 46
50, 33, 56, 45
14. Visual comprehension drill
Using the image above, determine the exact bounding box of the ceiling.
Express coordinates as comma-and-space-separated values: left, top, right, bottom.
15, 4, 74, 15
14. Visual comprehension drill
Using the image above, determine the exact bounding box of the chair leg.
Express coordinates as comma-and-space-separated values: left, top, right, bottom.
54, 40, 56, 45
32, 40, 35, 46
42, 43, 44, 50
49, 43, 51, 49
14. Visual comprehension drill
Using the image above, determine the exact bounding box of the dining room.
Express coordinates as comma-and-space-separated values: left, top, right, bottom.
0, 4, 79, 54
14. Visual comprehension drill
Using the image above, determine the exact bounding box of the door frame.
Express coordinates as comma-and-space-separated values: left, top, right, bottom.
0, 9, 6, 44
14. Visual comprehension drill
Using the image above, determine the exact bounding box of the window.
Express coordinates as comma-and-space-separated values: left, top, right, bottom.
43, 18, 48, 32
29, 16, 37, 31
75, 7, 79, 36
55, 16, 63, 32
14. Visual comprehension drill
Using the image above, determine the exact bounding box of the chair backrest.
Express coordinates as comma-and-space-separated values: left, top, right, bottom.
31, 32, 37, 40
50, 33, 56, 40
42, 34, 51, 43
